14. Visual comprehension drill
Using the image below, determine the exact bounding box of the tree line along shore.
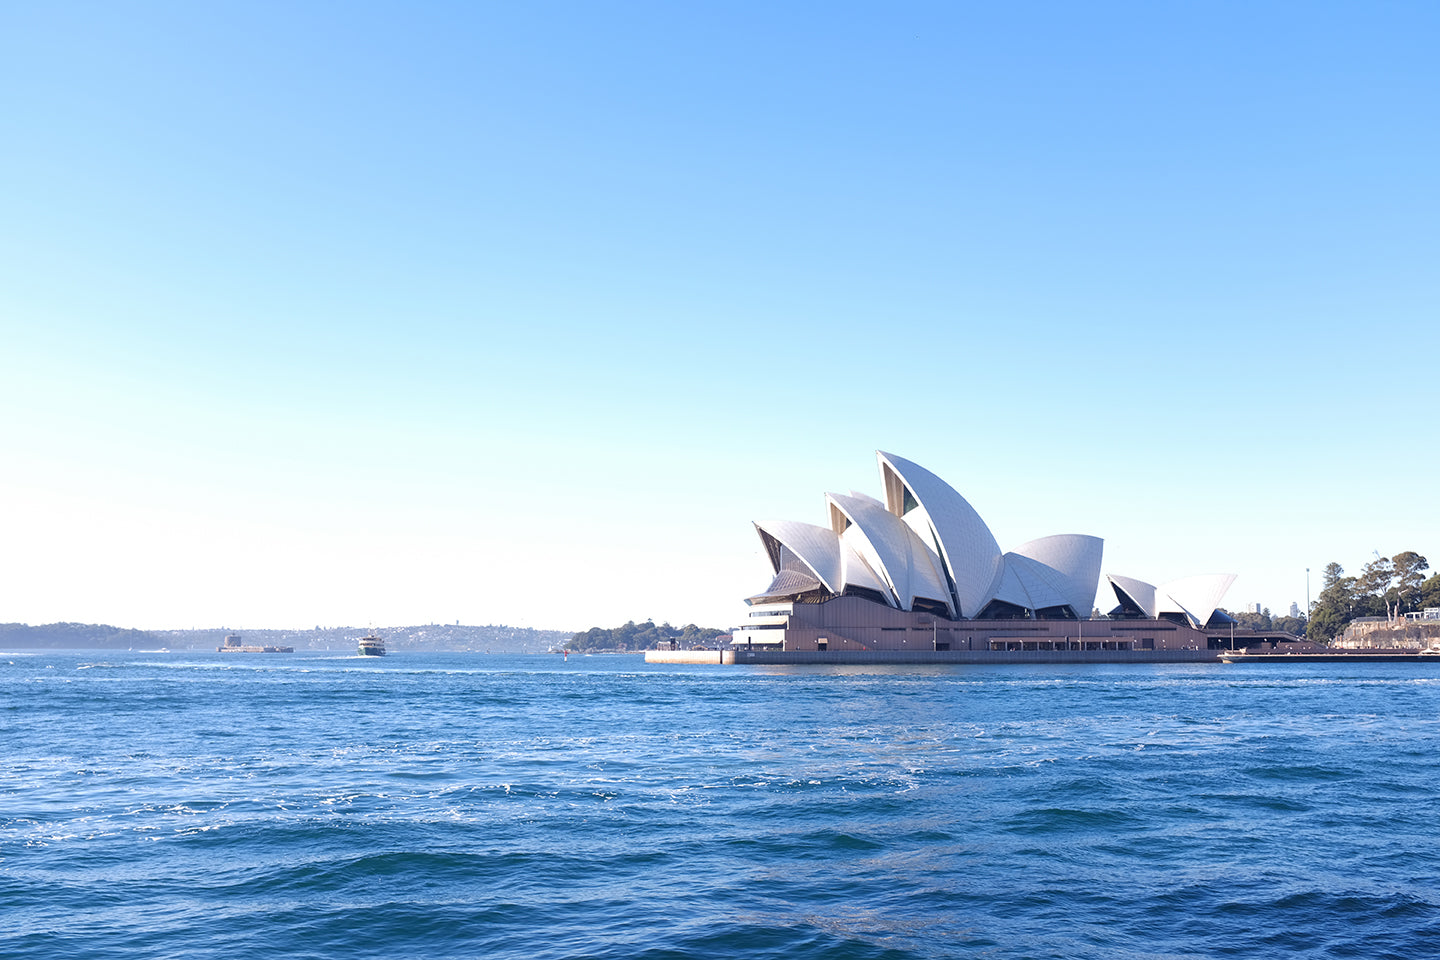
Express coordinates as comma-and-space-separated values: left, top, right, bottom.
1306, 551, 1438, 642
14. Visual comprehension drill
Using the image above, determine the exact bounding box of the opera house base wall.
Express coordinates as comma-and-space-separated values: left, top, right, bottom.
724, 647, 1223, 665
726, 596, 1230, 661
638, 647, 1224, 665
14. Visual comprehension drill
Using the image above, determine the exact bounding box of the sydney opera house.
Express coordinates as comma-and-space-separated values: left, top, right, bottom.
731, 452, 1251, 661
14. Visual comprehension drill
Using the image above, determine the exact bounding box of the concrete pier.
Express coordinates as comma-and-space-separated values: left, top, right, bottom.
1220, 652, 1439, 663
644, 649, 736, 665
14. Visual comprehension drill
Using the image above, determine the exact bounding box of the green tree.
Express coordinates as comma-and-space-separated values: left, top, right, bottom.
1225, 608, 1273, 631
1307, 603, 1348, 642
1420, 573, 1440, 611
1271, 615, 1306, 636
569, 619, 728, 651
1392, 552, 1430, 614
1357, 556, 1394, 601
1307, 561, 1357, 642
1319, 562, 1340, 586
678, 623, 727, 646
1352, 556, 1396, 619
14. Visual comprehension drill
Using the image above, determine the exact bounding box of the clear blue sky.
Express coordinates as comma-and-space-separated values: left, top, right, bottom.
2, 2, 1436, 631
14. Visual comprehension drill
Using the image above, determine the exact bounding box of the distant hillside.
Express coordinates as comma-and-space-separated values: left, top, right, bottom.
0, 622, 160, 650
0, 622, 571, 653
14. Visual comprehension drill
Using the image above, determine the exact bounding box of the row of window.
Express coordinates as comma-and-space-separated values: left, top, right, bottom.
988, 639, 1156, 652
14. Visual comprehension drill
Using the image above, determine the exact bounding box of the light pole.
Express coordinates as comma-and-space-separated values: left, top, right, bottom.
1306, 567, 1311, 618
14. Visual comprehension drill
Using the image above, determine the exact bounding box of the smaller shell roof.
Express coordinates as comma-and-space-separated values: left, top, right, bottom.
1107, 574, 1160, 618
1105, 573, 1237, 627
827, 492, 954, 616
753, 518, 891, 603
1011, 535, 1104, 617
754, 520, 843, 593
1158, 574, 1238, 629
994, 553, 1074, 612
747, 569, 825, 603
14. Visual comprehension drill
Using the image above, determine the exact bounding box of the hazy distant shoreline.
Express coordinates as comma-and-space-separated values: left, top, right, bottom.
0, 622, 570, 654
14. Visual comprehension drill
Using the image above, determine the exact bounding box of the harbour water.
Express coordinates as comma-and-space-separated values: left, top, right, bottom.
4, 651, 1438, 959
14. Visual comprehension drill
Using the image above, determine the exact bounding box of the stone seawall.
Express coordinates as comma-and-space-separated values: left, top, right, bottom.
1338, 619, 1440, 648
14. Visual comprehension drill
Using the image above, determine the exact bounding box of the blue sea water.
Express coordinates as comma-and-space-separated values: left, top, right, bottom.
3, 652, 1439, 959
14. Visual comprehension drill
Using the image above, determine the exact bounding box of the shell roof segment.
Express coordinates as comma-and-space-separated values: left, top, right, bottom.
1010, 535, 1105, 617
752, 518, 890, 603
826, 492, 954, 616
749, 568, 824, 603
1159, 574, 1238, 628
1106, 574, 1160, 617
753, 520, 843, 593
1104, 573, 1237, 627
876, 451, 1004, 618
994, 553, 1075, 612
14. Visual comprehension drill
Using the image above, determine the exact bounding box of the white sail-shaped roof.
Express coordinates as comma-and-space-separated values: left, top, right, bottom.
827, 491, 954, 616
877, 452, 1004, 618
1107, 572, 1237, 627
753, 520, 843, 593
748, 568, 825, 603
992, 553, 1073, 612
1158, 574, 1237, 628
838, 541, 892, 600
752, 519, 892, 603
1107, 574, 1159, 618
1011, 535, 1104, 617
989, 562, 1029, 610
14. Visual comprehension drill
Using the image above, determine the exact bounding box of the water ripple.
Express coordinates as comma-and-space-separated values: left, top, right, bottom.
3, 653, 1440, 959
